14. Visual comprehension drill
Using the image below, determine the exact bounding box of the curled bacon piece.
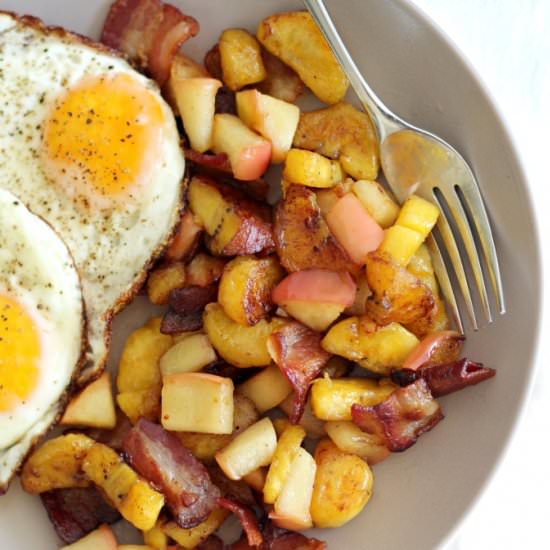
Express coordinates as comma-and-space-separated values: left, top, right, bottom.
101, 0, 199, 85
218, 497, 263, 547
122, 418, 220, 528
169, 284, 218, 315
352, 379, 444, 452
40, 487, 120, 544
161, 309, 203, 334
402, 330, 465, 371
267, 322, 331, 423
184, 148, 232, 174
391, 358, 496, 397
230, 530, 326, 550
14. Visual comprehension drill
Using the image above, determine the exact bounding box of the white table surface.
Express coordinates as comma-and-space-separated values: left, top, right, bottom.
408, 2, 549, 549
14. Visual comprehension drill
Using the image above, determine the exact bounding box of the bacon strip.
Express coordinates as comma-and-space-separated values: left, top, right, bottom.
230, 530, 326, 550
41, 487, 120, 544
391, 358, 496, 397
184, 148, 232, 174
218, 497, 263, 547
101, 0, 199, 85
352, 379, 444, 452
122, 418, 220, 528
161, 309, 203, 334
268, 322, 331, 423
168, 284, 218, 315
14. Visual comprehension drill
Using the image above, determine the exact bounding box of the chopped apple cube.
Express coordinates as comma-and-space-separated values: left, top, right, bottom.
173, 77, 222, 153
159, 334, 217, 376
236, 89, 300, 163
352, 180, 400, 228
269, 447, 316, 531
212, 114, 272, 180
161, 372, 234, 434
237, 364, 293, 413
60, 524, 117, 550
215, 417, 277, 480
60, 372, 116, 429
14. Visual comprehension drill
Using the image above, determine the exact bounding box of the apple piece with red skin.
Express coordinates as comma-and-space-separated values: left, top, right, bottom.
60, 525, 117, 550
212, 114, 272, 181
272, 270, 356, 331
236, 89, 300, 163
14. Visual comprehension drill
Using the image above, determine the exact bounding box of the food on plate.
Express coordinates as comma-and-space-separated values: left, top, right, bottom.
257, 12, 348, 104
0, 11, 186, 385
0, 189, 84, 491
4, 2, 498, 547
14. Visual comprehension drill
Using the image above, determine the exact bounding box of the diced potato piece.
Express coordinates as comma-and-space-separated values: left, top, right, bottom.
257, 12, 348, 104
352, 180, 399, 228
82, 443, 164, 531
310, 439, 373, 528
378, 225, 424, 266
396, 195, 439, 239
219, 28, 266, 91
237, 364, 293, 413
310, 376, 395, 421
212, 114, 272, 181
324, 420, 390, 465
215, 417, 277, 480
162, 508, 229, 549
20, 434, 95, 493
162, 373, 234, 434
143, 519, 168, 550
345, 271, 372, 316
174, 77, 222, 153
242, 467, 267, 492
294, 103, 379, 180
203, 303, 286, 368
118, 546, 155, 550
407, 243, 438, 293
264, 425, 306, 504
159, 334, 217, 376
116, 386, 161, 425
270, 447, 316, 531
283, 149, 336, 188
60, 372, 116, 429
116, 317, 173, 393
119, 479, 165, 532
185, 253, 226, 288
322, 316, 420, 375
175, 393, 259, 462
236, 89, 300, 163
60, 524, 117, 550
147, 262, 187, 305
218, 255, 284, 326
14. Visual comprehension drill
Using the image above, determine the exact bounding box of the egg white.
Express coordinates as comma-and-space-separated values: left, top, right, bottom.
0, 187, 84, 488
0, 12, 185, 383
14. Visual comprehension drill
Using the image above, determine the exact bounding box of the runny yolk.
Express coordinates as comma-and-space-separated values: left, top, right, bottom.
43, 73, 164, 202
0, 294, 41, 413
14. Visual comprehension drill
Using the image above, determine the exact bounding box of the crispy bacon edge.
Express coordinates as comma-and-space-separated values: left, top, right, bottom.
40, 487, 120, 544
101, 0, 199, 85
218, 497, 263, 547
391, 358, 496, 397
229, 528, 327, 550
352, 378, 444, 452
122, 418, 220, 528
268, 322, 331, 423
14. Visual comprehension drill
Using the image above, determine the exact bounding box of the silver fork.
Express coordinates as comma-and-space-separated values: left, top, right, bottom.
303, 0, 505, 333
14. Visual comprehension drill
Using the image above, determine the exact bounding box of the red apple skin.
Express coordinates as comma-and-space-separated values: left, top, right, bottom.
326, 193, 384, 265
272, 270, 356, 308
234, 142, 272, 181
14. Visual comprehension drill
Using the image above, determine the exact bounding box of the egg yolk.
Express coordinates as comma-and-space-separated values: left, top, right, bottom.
43, 73, 164, 203
0, 294, 41, 413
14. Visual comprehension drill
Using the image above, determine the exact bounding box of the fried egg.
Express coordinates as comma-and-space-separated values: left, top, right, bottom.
0, 188, 84, 489
0, 12, 185, 383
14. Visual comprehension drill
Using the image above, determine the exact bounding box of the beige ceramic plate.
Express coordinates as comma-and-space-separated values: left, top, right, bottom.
0, 1, 541, 549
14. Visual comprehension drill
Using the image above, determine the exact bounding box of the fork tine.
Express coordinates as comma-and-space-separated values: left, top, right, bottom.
454, 180, 506, 315
430, 194, 478, 330
425, 234, 464, 334
437, 186, 492, 323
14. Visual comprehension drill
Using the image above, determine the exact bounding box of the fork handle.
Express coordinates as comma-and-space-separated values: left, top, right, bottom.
303, 0, 404, 140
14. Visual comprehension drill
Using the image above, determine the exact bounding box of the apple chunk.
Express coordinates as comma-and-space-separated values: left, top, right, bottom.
272, 270, 356, 331
161, 372, 234, 434
212, 113, 272, 180
236, 89, 300, 163
60, 372, 116, 429
60, 524, 117, 550
269, 447, 316, 531
237, 364, 293, 413
173, 77, 222, 153
215, 417, 277, 480
159, 334, 217, 376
